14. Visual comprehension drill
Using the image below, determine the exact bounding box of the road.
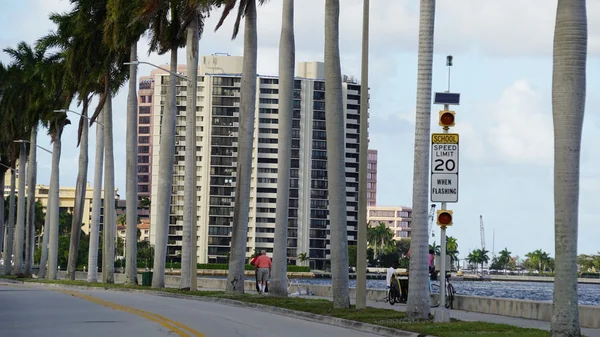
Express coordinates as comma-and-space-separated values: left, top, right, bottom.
0, 281, 378, 337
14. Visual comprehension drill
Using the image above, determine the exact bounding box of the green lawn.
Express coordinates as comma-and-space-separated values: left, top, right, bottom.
2, 277, 551, 337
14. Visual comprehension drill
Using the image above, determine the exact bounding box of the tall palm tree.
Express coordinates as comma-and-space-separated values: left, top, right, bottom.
324, 0, 350, 308
356, 0, 370, 310
104, 0, 148, 285
215, 0, 265, 293
87, 110, 104, 282
137, 0, 187, 288
178, 0, 223, 291
406, 0, 436, 319
13, 141, 27, 274
24, 125, 38, 275
4, 159, 17, 275
270, 0, 295, 297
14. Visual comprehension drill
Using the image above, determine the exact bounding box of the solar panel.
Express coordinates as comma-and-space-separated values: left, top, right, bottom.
434, 92, 460, 105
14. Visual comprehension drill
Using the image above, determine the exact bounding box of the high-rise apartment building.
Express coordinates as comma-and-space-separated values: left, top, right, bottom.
146, 54, 366, 270
367, 149, 378, 206
137, 75, 155, 220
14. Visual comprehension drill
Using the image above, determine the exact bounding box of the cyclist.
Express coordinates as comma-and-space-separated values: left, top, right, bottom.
386, 261, 398, 289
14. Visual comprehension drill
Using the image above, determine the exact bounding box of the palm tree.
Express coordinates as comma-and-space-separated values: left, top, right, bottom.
137, 0, 186, 288
323, 0, 350, 309
270, 0, 295, 297
24, 124, 38, 276
104, 0, 148, 285
446, 236, 459, 270
297, 252, 309, 265
178, 0, 222, 291
498, 248, 511, 273
367, 223, 393, 258
406, 0, 436, 319
4, 156, 17, 275
215, 0, 265, 294
13, 141, 27, 274
550, 1, 587, 333
356, 0, 370, 310
87, 110, 104, 282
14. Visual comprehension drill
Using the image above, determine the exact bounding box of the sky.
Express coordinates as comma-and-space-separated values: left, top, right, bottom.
1, 0, 599, 261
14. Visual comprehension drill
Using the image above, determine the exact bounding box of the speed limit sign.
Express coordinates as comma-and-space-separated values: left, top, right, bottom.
431, 133, 459, 202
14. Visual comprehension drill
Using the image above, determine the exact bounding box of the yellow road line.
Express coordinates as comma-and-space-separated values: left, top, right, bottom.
55, 289, 206, 337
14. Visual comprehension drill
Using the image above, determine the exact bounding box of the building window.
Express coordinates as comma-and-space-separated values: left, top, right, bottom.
139, 116, 151, 124
139, 136, 150, 144
138, 146, 150, 154
139, 126, 150, 134
139, 106, 151, 114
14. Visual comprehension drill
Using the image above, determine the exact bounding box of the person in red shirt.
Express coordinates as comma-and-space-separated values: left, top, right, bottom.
254, 250, 272, 294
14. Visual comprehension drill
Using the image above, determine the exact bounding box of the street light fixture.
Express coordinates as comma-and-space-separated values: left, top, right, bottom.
124, 60, 190, 81
53, 109, 104, 127
13, 140, 52, 154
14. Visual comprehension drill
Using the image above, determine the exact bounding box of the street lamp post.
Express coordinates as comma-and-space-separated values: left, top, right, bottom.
125, 60, 198, 290
124, 60, 190, 81
13, 140, 52, 154
53, 109, 104, 127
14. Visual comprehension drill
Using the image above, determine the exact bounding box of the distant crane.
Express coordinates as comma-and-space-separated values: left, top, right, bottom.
428, 204, 437, 242
479, 215, 485, 250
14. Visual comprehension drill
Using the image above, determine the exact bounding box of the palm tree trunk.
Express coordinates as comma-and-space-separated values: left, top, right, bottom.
87, 110, 104, 282
3, 167, 16, 275
270, 0, 295, 297
181, 16, 199, 291
66, 106, 89, 280
24, 126, 38, 275
13, 142, 27, 274
102, 86, 116, 284
324, 0, 350, 309
356, 0, 370, 309
0, 170, 6, 259
550, 1, 587, 335
37, 193, 50, 278
125, 41, 139, 285
152, 49, 178, 289
226, 0, 258, 294
406, 0, 436, 319
47, 123, 63, 280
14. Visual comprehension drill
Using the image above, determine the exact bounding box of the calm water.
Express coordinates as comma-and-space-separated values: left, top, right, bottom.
287, 278, 600, 306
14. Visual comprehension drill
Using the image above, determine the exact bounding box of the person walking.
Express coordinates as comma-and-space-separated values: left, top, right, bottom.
254, 250, 272, 294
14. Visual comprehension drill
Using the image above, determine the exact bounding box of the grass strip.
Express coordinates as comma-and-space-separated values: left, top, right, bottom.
2, 277, 552, 337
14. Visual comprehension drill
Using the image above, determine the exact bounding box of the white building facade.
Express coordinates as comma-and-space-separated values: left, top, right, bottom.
147, 54, 366, 270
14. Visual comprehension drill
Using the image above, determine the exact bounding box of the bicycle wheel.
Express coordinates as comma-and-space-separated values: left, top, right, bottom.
388, 290, 396, 305
445, 283, 455, 309
429, 283, 440, 307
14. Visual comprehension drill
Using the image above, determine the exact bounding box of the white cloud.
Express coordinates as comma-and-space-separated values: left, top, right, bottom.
486, 80, 553, 165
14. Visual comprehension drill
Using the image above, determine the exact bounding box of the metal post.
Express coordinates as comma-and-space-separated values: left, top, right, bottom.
356, 0, 370, 310
438, 103, 450, 317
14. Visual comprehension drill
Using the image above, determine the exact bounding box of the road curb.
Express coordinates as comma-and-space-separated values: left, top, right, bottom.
26, 282, 433, 337
0, 278, 25, 284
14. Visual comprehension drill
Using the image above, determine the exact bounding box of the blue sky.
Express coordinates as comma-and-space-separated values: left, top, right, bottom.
1, 0, 599, 260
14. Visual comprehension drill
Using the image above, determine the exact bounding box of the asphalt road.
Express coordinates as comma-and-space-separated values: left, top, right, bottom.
0, 281, 378, 337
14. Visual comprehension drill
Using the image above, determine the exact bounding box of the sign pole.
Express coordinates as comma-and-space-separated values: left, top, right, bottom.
439, 103, 449, 311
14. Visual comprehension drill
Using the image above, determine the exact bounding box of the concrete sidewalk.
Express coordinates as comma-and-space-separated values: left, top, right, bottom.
297, 294, 600, 337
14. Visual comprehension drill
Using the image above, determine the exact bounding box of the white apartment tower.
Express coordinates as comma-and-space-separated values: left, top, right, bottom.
148, 54, 365, 270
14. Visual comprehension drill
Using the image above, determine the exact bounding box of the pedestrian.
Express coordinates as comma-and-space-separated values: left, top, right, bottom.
250, 254, 267, 293
254, 250, 271, 294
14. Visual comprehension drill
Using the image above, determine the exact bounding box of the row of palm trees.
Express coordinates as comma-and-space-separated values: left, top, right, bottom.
0, 0, 354, 307
0, 0, 588, 334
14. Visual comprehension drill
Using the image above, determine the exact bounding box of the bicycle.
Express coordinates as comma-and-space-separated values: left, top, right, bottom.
429, 273, 455, 309
384, 276, 405, 305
